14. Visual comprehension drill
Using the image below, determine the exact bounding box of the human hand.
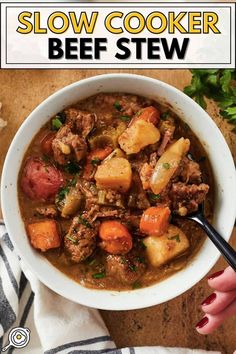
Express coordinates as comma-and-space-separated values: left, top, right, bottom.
196, 267, 236, 334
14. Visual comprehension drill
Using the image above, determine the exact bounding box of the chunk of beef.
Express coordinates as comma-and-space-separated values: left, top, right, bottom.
170, 182, 209, 215
65, 108, 96, 138
97, 189, 125, 208
128, 172, 150, 209
158, 120, 175, 156
64, 214, 98, 263
149, 152, 158, 168
35, 205, 58, 218
95, 207, 125, 220
52, 126, 87, 165
123, 213, 141, 229
139, 163, 153, 190
106, 252, 146, 285
179, 157, 202, 184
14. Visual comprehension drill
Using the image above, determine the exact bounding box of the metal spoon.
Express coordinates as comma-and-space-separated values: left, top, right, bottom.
175, 205, 236, 271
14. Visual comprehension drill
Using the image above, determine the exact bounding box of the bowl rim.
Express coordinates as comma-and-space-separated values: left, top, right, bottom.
1, 73, 236, 310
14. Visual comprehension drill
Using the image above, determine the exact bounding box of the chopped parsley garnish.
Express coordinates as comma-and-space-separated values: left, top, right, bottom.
42, 154, 50, 163
160, 111, 169, 120
66, 235, 78, 244
77, 215, 92, 229
64, 161, 82, 175
114, 101, 122, 111
56, 185, 70, 202
168, 234, 181, 243
85, 258, 97, 266
120, 115, 131, 122
136, 256, 146, 264
162, 162, 171, 170
92, 272, 106, 279
132, 281, 142, 289
139, 240, 147, 250
52, 118, 63, 130
129, 264, 137, 272
70, 178, 77, 187
91, 157, 101, 166
120, 256, 127, 264
148, 192, 161, 202
56, 111, 66, 124
56, 178, 76, 202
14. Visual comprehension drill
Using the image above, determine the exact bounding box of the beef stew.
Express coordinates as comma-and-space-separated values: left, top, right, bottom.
18, 93, 214, 290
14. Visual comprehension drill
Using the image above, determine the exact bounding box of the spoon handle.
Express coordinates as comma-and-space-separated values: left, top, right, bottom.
190, 213, 236, 271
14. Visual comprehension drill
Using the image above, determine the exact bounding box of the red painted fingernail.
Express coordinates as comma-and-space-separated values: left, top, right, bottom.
201, 293, 217, 306
208, 270, 224, 280
196, 316, 209, 329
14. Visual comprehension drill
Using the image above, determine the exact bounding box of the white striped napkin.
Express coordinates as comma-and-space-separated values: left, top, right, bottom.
0, 223, 220, 354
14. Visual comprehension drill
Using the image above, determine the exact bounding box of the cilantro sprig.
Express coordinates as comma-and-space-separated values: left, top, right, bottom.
184, 70, 236, 132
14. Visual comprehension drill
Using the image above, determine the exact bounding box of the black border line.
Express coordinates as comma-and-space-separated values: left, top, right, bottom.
1, 2, 235, 68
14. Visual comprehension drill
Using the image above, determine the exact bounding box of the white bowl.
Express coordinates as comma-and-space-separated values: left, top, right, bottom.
1, 74, 236, 310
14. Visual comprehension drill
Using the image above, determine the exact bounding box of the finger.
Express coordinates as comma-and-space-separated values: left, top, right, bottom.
201, 290, 236, 315
196, 297, 236, 334
208, 267, 236, 292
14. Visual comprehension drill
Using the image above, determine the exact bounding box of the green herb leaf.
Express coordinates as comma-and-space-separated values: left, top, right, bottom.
56, 111, 66, 124
120, 256, 127, 264
56, 178, 76, 202
162, 162, 171, 170
66, 235, 78, 244
148, 192, 161, 202
77, 215, 92, 229
92, 272, 106, 279
120, 115, 131, 122
132, 281, 141, 289
160, 111, 169, 120
56, 186, 70, 202
114, 101, 122, 111
91, 157, 101, 166
129, 264, 137, 272
42, 154, 50, 163
139, 240, 147, 250
64, 162, 82, 175
87, 258, 97, 266
52, 118, 63, 130
184, 69, 236, 132
168, 234, 180, 243
136, 256, 146, 264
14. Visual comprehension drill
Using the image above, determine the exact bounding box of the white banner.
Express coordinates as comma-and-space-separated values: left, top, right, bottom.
0, 2, 235, 68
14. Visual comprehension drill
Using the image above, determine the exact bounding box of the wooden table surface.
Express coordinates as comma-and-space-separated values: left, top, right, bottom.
0, 69, 235, 353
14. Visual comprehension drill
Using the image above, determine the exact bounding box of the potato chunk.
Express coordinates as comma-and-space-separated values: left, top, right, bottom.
95, 157, 132, 193
118, 120, 160, 154
27, 220, 61, 252
150, 137, 190, 194
143, 225, 189, 267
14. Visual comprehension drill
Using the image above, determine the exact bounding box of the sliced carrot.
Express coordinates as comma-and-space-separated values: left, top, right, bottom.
140, 206, 171, 236
130, 106, 160, 126
27, 220, 61, 252
41, 131, 56, 155
99, 220, 132, 255
83, 147, 113, 180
